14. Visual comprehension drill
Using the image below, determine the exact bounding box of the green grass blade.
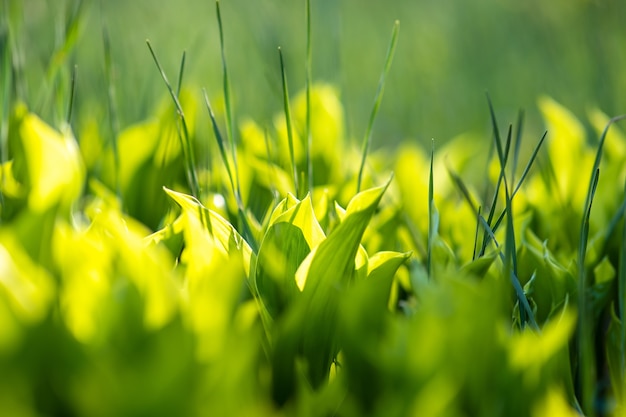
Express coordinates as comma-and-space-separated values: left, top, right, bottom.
576, 113, 626, 414
577, 167, 600, 416
37, 0, 84, 118
486, 93, 505, 167
203, 88, 236, 198
356, 20, 399, 193
101, 23, 120, 198
176, 50, 186, 98
447, 166, 479, 214
279, 47, 300, 197
215, 0, 241, 199
66, 64, 77, 124
511, 110, 524, 185
158, 51, 188, 172
472, 206, 482, 261
0, 8, 11, 209
305, 0, 313, 193
617, 182, 626, 390
512, 131, 547, 197
477, 208, 538, 329
0, 7, 12, 165
427, 140, 435, 277
146, 40, 199, 197
203, 88, 258, 253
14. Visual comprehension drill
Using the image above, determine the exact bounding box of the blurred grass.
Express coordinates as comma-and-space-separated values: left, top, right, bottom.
12, 0, 626, 145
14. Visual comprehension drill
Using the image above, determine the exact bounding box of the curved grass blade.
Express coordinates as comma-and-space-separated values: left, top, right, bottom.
305, 0, 313, 193
37, 0, 84, 118
203, 89, 258, 253
477, 209, 538, 330
577, 167, 600, 415
356, 20, 399, 193
577, 114, 626, 414
278, 47, 299, 197
427, 140, 435, 277
511, 110, 524, 185
146, 40, 199, 197
0, 10, 11, 208
102, 23, 120, 198
481, 130, 547, 255
479, 122, 512, 256
215, 0, 241, 199
66, 64, 77, 124
617, 183, 626, 394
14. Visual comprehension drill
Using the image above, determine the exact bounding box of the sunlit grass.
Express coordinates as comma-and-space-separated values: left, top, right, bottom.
1, 0, 626, 416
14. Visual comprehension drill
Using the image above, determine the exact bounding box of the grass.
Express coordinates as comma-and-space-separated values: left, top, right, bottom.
1, 1, 626, 416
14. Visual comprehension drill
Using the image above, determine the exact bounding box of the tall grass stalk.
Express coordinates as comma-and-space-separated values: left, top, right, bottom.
37, 0, 84, 122
203, 89, 258, 253
203, 89, 236, 199
101, 23, 120, 198
215, 0, 242, 200
577, 114, 626, 415
0, 7, 12, 209
146, 40, 200, 197
279, 47, 300, 197
427, 140, 435, 278
356, 20, 399, 193
304, 0, 313, 193
65, 64, 77, 124
617, 181, 626, 392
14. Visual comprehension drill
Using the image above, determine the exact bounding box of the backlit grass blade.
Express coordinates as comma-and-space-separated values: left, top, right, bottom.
279, 47, 300, 197
617, 183, 626, 388
0, 8, 12, 165
577, 167, 600, 416
305, 0, 313, 193
215, 0, 241, 199
512, 131, 547, 197
0, 9, 11, 208
577, 114, 626, 414
472, 206, 482, 261
37, 0, 84, 119
482, 129, 547, 255
477, 208, 538, 329
66, 64, 77, 124
427, 140, 435, 277
203, 89, 236, 197
356, 20, 399, 193
479, 123, 512, 257
203, 89, 258, 253
488, 131, 547, 240
176, 50, 186, 98
102, 23, 120, 197
486, 93, 505, 168
158, 51, 188, 171
511, 110, 524, 185
503, 172, 537, 328
447, 166, 479, 214
146, 40, 200, 197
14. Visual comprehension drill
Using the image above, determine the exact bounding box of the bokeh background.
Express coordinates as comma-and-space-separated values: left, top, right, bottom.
10, 0, 626, 147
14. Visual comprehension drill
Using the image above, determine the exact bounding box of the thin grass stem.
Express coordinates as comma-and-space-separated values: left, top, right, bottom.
427, 140, 435, 278
66, 64, 77, 124
146, 40, 199, 197
356, 20, 399, 193
101, 23, 121, 198
305, 0, 313, 193
215, 0, 242, 200
279, 47, 300, 197
577, 114, 626, 414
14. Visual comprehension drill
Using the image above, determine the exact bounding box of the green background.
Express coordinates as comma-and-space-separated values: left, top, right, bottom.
13, 0, 626, 145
